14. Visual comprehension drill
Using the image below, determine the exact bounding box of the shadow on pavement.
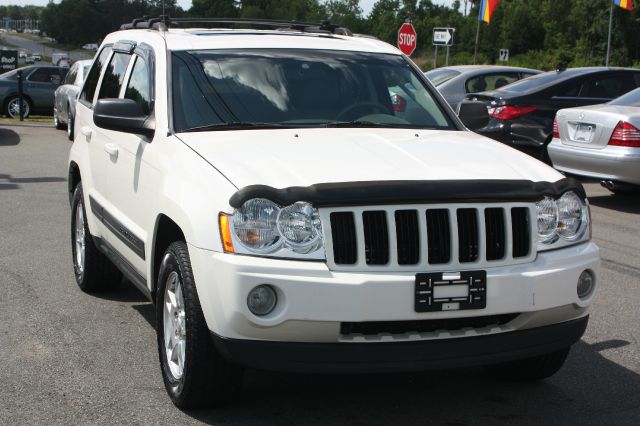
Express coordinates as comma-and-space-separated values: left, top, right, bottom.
589, 194, 640, 214
0, 128, 20, 146
0, 173, 66, 190
179, 338, 640, 424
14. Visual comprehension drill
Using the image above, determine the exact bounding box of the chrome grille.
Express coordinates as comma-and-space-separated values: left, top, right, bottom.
322, 202, 536, 272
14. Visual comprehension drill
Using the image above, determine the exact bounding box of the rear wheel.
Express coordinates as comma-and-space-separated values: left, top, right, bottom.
5, 96, 30, 119
156, 241, 243, 408
70, 183, 122, 292
485, 347, 570, 381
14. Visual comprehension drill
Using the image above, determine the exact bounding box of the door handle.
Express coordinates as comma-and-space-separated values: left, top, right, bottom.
81, 126, 92, 140
104, 143, 119, 158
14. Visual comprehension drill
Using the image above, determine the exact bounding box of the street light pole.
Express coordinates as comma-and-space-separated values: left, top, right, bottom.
606, 1, 613, 67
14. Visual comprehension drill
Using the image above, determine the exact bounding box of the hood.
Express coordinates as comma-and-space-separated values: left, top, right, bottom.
176, 128, 563, 190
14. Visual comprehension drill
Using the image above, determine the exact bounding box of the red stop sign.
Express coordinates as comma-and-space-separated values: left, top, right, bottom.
397, 23, 417, 56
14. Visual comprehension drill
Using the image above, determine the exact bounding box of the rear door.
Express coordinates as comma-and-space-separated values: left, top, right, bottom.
25, 67, 60, 111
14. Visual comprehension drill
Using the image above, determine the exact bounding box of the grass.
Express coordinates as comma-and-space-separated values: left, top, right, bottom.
0, 115, 53, 124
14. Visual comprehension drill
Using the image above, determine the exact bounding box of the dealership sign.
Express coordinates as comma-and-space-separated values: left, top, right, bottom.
1, 50, 18, 72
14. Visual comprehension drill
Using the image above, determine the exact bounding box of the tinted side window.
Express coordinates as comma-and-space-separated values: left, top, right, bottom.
28, 68, 57, 83
124, 56, 152, 115
579, 75, 627, 99
80, 47, 112, 104
98, 52, 132, 99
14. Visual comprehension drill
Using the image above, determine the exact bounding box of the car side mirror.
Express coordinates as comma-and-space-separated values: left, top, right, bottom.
457, 101, 489, 131
93, 98, 155, 139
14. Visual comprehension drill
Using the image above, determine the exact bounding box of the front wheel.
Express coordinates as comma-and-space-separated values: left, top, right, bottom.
485, 347, 570, 381
53, 109, 65, 130
70, 183, 122, 292
67, 108, 75, 141
156, 241, 242, 408
5, 96, 30, 119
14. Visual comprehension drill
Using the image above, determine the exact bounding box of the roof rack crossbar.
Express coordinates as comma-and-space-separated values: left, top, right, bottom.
119, 16, 353, 36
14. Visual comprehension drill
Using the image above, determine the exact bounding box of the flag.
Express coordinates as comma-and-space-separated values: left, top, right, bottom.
613, 0, 634, 10
478, 0, 500, 23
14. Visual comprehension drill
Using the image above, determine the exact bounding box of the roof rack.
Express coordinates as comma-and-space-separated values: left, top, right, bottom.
120, 16, 353, 36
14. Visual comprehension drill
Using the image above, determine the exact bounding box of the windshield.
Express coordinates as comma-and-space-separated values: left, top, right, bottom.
172, 49, 455, 132
425, 68, 461, 86
610, 87, 640, 107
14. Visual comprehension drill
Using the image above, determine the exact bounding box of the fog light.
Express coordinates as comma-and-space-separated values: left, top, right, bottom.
577, 270, 595, 299
247, 285, 277, 316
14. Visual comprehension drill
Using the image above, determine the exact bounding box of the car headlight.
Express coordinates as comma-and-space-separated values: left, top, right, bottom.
232, 198, 282, 253
536, 191, 590, 251
221, 199, 325, 259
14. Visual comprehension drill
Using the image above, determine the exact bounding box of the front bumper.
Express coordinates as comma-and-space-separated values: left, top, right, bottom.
548, 138, 640, 185
189, 241, 600, 343
211, 316, 588, 373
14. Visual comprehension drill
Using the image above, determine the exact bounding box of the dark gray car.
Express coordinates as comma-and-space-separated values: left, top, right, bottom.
54, 59, 92, 139
426, 65, 542, 109
0, 65, 68, 118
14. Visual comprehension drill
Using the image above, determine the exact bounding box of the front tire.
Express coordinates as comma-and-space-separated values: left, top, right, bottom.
54, 108, 65, 130
485, 347, 570, 381
4, 96, 30, 119
67, 108, 75, 141
70, 183, 122, 292
156, 241, 242, 408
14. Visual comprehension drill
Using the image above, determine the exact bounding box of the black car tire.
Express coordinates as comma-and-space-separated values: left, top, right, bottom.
485, 347, 570, 381
70, 183, 122, 292
156, 241, 243, 409
4, 96, 31, 119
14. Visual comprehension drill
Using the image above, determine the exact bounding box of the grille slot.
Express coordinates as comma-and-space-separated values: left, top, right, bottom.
457, 208, 479, 263
330, 212, 357, 264
485, 208, 506, 261
395, 210, 420, 265
324, 203, 535, 271
426, 209, 451, 264
340, 314, 520, 335
511, 207, 530, 258
362, 211, 389, 265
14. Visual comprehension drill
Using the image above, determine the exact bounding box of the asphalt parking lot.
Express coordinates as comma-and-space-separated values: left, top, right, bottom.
1, 123, 639, 425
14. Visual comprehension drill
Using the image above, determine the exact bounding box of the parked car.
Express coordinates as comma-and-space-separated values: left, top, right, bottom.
82, 43, 98, 51
426, 65, 541, 108
68, 16, 599, 408
25, 56, 35, 64
32, 53, 41, 61
465, 67, 640, 162
548, 87, 640, 194
54, 59, 92, 139
0, 65, 68, 118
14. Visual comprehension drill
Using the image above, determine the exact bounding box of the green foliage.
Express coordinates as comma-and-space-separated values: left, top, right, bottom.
2, 0, 639, 71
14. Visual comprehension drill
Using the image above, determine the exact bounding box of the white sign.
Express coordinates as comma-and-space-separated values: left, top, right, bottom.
499, 49, 509, 62
433, 28, 455, 46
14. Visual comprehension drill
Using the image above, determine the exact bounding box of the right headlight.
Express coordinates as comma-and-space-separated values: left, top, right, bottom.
536, 191, 590, 251
221, 198, 325, 260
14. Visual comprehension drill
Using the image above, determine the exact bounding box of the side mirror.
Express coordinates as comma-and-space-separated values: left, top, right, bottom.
93, 98, 154, 138
457, 101, 489, 131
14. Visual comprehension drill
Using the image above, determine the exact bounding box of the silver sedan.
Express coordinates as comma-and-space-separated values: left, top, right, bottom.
53, 59, 92, 140
425, 65, 541, 109
548, 88, 640, 194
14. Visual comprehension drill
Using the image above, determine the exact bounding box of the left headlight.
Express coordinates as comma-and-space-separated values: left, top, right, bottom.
220, 199, 325, 260
536, 191, 590, 251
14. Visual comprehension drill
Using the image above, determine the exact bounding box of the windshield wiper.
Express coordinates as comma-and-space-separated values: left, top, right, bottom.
182, 122, 291, 132
323, 120, 391, 128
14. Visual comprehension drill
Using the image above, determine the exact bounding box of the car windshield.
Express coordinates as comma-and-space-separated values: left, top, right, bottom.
610, 87, 640, 107
172, 49, 455, 132
425, 68, 460, 86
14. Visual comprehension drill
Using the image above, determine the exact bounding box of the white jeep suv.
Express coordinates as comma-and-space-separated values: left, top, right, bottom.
68, 17, 600, 408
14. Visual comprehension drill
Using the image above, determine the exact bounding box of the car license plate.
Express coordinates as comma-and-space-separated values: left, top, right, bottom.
415, 271, 486, 312
573, 123, 594, 143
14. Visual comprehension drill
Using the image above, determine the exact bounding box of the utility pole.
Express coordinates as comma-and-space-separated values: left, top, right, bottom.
473, 18, 480, 64
606, 1, 613, 67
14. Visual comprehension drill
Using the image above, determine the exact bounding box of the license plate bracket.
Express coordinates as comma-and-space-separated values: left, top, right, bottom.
573, 123, 594, 143
415, 271, 487, 312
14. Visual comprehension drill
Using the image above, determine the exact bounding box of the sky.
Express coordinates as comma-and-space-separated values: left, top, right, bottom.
1, 0, 458, 16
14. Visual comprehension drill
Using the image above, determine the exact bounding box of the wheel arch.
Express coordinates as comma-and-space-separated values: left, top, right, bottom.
151, 214, 186, 299
68, 161, 81, 204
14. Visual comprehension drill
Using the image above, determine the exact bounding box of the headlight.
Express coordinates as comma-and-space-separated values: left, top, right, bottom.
557, 191, 588, 240
277, 202, 323, 253
225, 199, 325, 259
232, 198, 282, 253
537, 191, 590, 251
